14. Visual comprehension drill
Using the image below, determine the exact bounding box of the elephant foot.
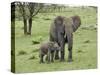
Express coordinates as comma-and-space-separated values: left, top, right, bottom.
51, 60, 54, 63
60, 59, 65, 62
55, 56, 59, 60
67, 59, 73, 62
39, 61, 45, 64
47, 62, 51, 64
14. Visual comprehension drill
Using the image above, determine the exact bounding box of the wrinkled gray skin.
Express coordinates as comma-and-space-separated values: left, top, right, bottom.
39, 42, 60, 63
49, 16, 81, 62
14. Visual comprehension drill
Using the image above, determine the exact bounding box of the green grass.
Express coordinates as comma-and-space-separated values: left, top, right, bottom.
14, 7, 97, 73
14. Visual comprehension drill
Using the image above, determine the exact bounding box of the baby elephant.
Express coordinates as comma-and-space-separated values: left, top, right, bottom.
39, 42, 60, 63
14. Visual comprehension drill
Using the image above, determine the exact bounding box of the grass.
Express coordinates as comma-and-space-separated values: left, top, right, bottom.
14, 7, 97, 73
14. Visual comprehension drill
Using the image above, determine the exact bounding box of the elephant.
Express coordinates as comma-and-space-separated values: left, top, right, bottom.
39, 41, 60, 63
49, 15, 81, 62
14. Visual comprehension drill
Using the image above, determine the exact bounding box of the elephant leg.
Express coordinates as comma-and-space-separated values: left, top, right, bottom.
60, 40, 65, 61
40, 54, 44, 63
55, 50, 59, 60
45, 55, 48, 61
51, 51, 54, 62
67, 33, 73, 62
68, 48, 72, 62
47, 50, 51, 64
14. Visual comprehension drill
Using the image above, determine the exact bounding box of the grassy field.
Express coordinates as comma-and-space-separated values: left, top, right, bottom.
15, 7, 97, 73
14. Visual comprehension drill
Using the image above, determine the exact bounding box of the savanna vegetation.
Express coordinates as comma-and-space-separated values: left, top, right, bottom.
12, 2, 97, 73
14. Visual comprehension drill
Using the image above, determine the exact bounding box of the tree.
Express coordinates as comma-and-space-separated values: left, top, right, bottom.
17, 2, 28, 35
16, 2, 43, 35
27, 3, 43, 35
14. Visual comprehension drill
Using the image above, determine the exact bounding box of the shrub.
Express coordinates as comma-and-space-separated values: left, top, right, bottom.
18, 50, 27, 55
29, 55, 36, 60
32, 36, 43, 45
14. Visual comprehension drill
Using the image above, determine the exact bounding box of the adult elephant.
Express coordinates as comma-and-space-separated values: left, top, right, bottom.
49, 15, 81, 62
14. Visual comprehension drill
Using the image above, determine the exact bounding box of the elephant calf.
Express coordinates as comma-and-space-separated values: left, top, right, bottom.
39, 42, 60, 63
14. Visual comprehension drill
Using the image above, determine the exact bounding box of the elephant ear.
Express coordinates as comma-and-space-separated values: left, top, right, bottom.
71, 16, 81, 32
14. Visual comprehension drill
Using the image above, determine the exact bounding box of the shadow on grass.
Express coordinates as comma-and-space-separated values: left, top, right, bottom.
29, 55, 37, 60
32, 41, 40, 44
18, 50, 27, 56
83, 40, 90, 43
77, 50, 86, 53
43, 18, 51, 20
32, 36, 43, 45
